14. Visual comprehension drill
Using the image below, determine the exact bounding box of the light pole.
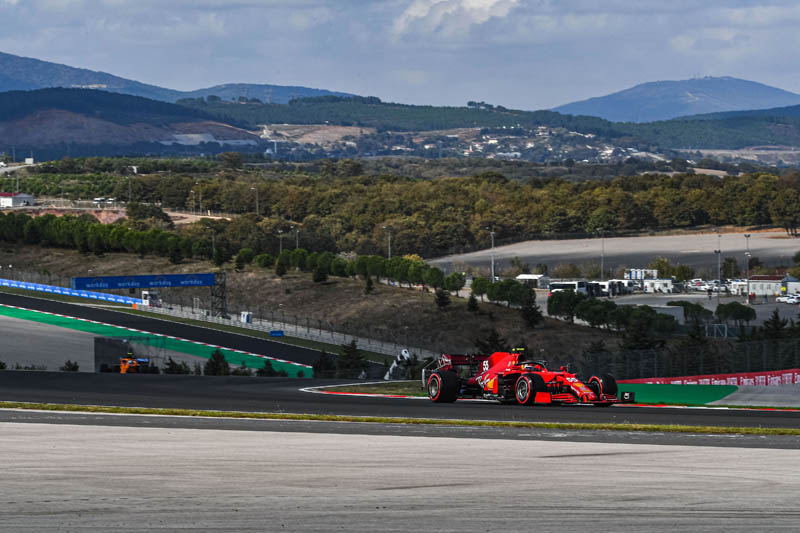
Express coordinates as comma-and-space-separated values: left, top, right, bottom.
485, 226, 496, 280
382, 225, 392, 259
190, 190, 195, 215
744, 233, 751, 303
128, 176, 132, 203
250, 187, 259, 216
599, 231, 605, 281
277, 230, 284, 254
715, 232, 722, 308
294, 227, 300, 249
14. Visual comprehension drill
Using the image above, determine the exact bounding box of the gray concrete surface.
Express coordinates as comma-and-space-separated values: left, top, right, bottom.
0, 314, 95, 371
2, 423, 799, 531
711, 384, 800, 408
433, 230, 798, 273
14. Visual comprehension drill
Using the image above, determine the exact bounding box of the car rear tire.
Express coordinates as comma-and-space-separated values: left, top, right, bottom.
427, 371, 459, 403
515, 373, 545, 405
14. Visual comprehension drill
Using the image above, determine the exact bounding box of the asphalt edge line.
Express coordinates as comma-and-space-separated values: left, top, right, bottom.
0, 401, 798, 435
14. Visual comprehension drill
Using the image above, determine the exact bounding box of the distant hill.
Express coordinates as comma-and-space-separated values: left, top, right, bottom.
553, 77, 800, 123
0, 51, 353, 104
0, 88, 263, 158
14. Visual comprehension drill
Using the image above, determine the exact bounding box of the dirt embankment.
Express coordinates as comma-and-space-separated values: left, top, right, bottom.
0, 246, 613, 361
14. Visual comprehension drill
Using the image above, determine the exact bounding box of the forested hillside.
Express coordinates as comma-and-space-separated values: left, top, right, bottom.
9, 158, 800, 258
0, 88, 211, 124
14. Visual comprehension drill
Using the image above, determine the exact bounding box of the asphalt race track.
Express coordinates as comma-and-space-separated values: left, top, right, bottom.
0, 291, 320, 365
1, 371, 799, 432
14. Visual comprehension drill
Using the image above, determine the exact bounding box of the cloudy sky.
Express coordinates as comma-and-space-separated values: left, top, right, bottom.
1, 0, 799, 109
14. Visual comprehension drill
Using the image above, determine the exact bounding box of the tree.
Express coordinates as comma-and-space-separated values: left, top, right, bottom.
364, 275, 374, 294
551, 263, 582, 279
275, 260, 287, 277
761, 308, 788, 339
474, 329, 510, 354
467, 294, 479, 313
256, 359, 279, 377
434, 288, 451, 309
546, 290, 586, 323
204, 348, 230, 376
312, 264, 329, 283
60, 360, 80, 372
312, 350, 336, 378
444, 272, 465, 294
336, 340, 367, 378
722, 257, 740, 278
470, 277, 489, 302
519, 289, 543, 328
163, 357, 191, 374
217, 151, 243, 168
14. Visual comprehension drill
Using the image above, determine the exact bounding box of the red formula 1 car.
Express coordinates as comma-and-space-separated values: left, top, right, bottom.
424, 350, 633, 406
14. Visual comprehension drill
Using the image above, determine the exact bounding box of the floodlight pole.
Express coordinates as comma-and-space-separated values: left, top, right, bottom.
715, 233, 721, 308
744, 233, 751, 303
485, 226, 496, 280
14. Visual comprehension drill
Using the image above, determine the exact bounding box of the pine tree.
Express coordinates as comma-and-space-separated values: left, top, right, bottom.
519, 289, 543, 328
312, 350, 336, 378
474, 329, 510, 354
204, 348, 230, 376
336, 340, 367, 378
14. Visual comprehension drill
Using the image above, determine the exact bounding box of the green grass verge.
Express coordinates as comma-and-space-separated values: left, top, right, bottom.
0, 401, 797, 436
329, 381, 426, 396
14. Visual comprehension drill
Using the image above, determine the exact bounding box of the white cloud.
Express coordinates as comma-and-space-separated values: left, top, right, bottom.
392, 0, 520, 39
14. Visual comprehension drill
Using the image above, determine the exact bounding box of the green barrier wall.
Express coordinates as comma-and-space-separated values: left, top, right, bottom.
0, 304, 309, 377
619, 384, 738, 405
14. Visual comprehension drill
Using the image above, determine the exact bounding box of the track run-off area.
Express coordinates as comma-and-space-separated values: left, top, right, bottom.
2, 290, 800, 530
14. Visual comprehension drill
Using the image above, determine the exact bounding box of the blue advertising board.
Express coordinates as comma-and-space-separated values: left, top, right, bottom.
71, 273, 216, 291
0, 279, 142, 305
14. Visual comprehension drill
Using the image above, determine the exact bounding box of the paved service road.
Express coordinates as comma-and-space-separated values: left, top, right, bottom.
0, 291, 320, 365
2, 421, 799, 531
432, 229, 798, 272
2, 371, 799, 430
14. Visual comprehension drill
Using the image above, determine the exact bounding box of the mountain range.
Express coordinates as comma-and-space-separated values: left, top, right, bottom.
553, 76, 800, 122
0, 51, 353, 104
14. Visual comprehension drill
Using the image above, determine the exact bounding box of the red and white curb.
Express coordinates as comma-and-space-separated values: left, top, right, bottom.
0, 303, 312, 369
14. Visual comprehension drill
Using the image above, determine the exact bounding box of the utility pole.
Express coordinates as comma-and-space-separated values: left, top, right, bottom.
715, 232, 722, 308
250, 187, 259, 216
382, 225, 392, 259
744, 233, 751, 303
600, 231, 605, 281
485, 226, 496, 280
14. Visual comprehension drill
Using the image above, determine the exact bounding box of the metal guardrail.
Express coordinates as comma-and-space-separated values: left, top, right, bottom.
145, 302, 438, 360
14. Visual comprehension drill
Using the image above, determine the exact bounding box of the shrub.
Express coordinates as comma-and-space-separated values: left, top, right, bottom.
60, 360, 80, 372
163, 357, 191, 374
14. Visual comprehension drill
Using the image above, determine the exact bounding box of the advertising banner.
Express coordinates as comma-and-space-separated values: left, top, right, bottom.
0, 279, 141, 305
620, 368, 800, 387
71, 273, 216, 290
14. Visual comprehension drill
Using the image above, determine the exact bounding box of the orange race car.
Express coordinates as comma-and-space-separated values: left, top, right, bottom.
424, 349, 633, 406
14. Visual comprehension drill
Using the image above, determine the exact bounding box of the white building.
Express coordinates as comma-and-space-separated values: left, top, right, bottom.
0, 192, 34, 207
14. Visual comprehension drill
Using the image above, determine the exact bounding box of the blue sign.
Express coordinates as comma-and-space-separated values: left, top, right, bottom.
0, 279, 142, 305
269, 330, 285, 337
71, 273, 216, 291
